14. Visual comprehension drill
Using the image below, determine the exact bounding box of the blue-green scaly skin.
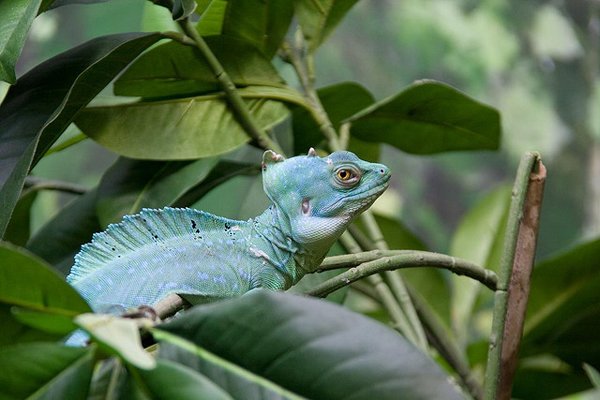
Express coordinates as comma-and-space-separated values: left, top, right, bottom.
67, 150, 390, 313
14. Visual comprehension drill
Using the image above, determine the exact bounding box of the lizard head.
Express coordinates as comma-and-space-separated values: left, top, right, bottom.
262, 148, 390, 248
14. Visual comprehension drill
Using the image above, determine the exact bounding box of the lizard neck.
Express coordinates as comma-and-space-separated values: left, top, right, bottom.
251, 205, 324, 287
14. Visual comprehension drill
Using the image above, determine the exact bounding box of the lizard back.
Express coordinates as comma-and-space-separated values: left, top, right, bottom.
67, 207, 258, 311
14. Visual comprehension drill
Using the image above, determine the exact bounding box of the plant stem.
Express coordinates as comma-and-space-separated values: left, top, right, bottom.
177, 19, 285, 155
338, 233, 421, 346
310, 251, 496, 297
284, 29, 429, 351
360, 212, 429, 350
280, 38, 342, 151
408, 286, 484, 400
318, 250, 497, 290
483, 153, 546, 400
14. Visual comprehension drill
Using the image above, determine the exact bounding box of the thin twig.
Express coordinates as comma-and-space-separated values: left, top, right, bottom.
310, 250, 497, 297
24, 176, 87, 195
280, 39, 342, 151
408, 286, 485, 400
177, 19, 285, 155
338, 233, 420, 346
484, 153, 546, 400
360, 212, 429, 350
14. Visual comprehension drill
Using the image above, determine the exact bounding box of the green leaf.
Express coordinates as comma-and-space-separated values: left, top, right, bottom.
0, 242, 87, 343
0, 241, 90, 315
0, 304, 59, 346
11, 307, 77, 335
0, 32, 164, 238
449, 185, 510, 345
196, 0, 227, 36
75, 88, 291, 160
584, 363, 600, 388
219, 0, 294, 58
173, 161, 260, 208
75, 313, 156, 370
114, 37, 285, 98
157, 290, 463, 399
4, 189, 37, 246
172, 0, 198, 20
0, 343, 94, 400
293, 0, 360, 52
129, 359, 233, 400
0, 0, 41, 84
41, 0, 112, 12
96, 157, 219, 227
521, 238, 600, 368
87, 358, 129, 400
345, 80, 501, 154
27, 189, 101, 276
293, 82, 377, 157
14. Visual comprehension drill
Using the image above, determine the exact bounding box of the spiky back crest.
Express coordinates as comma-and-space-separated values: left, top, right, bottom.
67, 207, 248, 284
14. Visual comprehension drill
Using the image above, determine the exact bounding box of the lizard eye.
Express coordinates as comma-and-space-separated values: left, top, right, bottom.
334, 167, 361, 186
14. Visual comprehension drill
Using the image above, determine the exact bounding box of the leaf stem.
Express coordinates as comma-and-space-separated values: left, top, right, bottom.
177, 19, 285, 155
483, 152, 546, 400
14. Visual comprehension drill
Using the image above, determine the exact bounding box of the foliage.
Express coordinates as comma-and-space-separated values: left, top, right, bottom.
0, 1, 598, 399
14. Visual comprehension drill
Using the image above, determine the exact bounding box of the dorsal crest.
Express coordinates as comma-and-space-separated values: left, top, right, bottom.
67, 207, 247, 284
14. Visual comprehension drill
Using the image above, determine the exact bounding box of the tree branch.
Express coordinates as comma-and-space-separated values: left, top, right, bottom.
311, 250, 497, 295
177, 19, 285, 155
24, 176, 87, 195
484, 153, 546, 400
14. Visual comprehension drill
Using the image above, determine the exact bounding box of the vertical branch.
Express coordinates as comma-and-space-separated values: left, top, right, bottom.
177, 20, 285, 155
284, 28, 427, 351
360, 213, 429, 350
338, 233, 420, 346
484, 153, 547, 400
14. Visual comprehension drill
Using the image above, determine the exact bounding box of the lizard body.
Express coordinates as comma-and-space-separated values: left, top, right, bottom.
67, 149, 390, 312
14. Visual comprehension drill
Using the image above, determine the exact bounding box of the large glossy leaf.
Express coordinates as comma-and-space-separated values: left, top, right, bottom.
0, 242, 89, 343
0, 0, 41, 83
293, 82, 377, 158
0, 33, 163, 238
345, 80, 501, 154
129, 359, 233, 400
293, 0, 360, 52
96, 157, 219, 227
157, 290, 463, 400
218, 0, 294, 58
196, 0, 227, 36
40, 0, 111, 12
114, 37, 285, 98
0, 343, 94, 400
173, 161, 260, 208
521, 238, 600, 367
449, 185, 510, 345
75, 88, 293, 160
0, 242, 90, 315
27, 190, 101, 276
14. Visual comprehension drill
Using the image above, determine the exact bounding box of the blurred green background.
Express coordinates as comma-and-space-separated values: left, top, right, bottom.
12, 0, 599, 261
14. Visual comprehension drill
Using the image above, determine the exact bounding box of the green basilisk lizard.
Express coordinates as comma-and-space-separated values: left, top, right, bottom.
67, 149, 390, 313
